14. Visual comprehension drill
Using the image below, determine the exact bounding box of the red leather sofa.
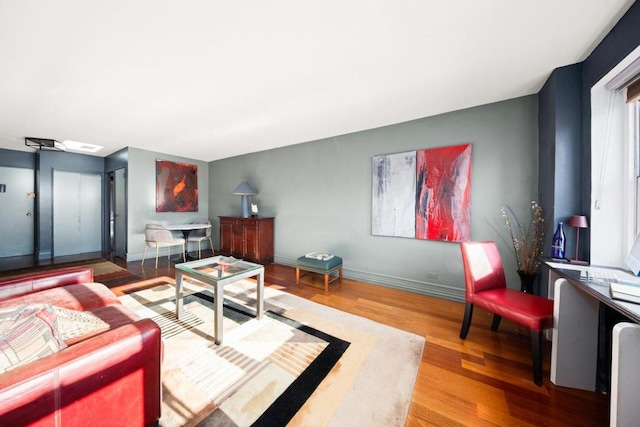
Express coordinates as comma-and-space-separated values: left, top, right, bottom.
0, 267, 161, 426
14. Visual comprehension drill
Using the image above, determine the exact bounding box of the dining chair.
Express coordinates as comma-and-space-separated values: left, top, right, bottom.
187, 219, 213, 259
459, 241, 554, 386
142, 224, 186, 268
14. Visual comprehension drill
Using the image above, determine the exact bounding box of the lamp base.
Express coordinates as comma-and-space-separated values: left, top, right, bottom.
240, 195, 251, 218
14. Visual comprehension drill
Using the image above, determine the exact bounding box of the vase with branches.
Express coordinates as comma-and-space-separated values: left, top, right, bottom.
496, 202, 546, 292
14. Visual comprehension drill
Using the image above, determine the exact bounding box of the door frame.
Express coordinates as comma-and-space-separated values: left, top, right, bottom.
107, 168, 127, 259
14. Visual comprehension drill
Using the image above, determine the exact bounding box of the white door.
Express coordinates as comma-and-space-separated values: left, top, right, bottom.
113, 168, 126, 258
53, 171, 102, 256
0, 167, 35, 257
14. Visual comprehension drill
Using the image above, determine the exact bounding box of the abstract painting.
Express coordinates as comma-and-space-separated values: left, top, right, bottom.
372, 144, 472, 242
156, 160, 198, 212
416, 144, 472, 242
372, 151, 417, 237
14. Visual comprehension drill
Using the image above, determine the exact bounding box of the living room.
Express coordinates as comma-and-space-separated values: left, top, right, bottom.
1, 2, 640, 426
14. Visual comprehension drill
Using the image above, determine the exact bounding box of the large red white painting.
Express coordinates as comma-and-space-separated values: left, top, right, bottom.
372, 143, 472, 242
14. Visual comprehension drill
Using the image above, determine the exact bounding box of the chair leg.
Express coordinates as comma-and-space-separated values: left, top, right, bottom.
155, 245, 159, 269
460, 302, 474, 339
491, 314, 502, 331
531, 330, 544, 386
181, 244, 185, 262
142, 246, 148, 266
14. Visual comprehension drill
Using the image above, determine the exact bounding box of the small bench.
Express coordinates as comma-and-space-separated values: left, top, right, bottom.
296, 255, 343, 292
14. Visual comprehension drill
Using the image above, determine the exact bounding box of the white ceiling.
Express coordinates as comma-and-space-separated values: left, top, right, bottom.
0, 1, 635, 161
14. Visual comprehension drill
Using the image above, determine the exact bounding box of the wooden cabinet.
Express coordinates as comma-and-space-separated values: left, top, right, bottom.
218, 216, 274, 264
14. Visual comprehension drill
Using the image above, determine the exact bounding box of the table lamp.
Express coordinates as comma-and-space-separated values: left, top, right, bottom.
568, 215, 589, 264
232, 181, 258, 218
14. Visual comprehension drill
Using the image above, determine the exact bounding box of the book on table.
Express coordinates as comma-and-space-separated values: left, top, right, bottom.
611, 279, 640, 304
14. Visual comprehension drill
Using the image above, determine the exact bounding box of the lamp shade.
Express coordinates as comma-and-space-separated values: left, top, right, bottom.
232, 181, 257, 196
568, 215, 589, 228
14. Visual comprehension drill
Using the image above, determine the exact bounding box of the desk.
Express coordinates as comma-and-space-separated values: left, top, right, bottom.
165, 223, 212, 260
545, 261, 640, 426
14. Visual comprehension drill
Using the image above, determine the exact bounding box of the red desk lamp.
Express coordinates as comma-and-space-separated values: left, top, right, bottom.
568, 215, 589, 264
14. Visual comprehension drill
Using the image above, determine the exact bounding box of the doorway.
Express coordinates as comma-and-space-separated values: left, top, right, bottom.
53, 170, 102, 257
0, 166, 35, 257
109, 168, 127, 259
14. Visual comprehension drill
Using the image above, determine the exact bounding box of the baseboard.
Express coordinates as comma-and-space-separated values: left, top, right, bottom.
123, 251, 465, 302
275, 255, 465, 302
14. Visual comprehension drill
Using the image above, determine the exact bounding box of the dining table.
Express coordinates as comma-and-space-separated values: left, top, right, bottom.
165, 223, 212, 261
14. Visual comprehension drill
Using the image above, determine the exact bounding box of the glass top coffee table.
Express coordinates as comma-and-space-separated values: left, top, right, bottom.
175, 256, 264, 344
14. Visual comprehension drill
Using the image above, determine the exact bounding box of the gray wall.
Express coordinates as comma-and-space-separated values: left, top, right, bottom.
126, 147, 210, 261
209, 95, 539, 301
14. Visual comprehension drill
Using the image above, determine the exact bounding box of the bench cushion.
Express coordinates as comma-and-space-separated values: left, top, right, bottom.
296, 255, 343, 271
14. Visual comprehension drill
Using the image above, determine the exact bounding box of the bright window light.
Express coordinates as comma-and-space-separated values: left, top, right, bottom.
63, 140, 103, 153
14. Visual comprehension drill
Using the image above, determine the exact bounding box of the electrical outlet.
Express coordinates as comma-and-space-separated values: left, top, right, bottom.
427, 272, 438, 279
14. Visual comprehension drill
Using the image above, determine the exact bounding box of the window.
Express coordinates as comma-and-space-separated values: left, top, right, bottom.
591, 46, 640, 267
635, 101, 640, 235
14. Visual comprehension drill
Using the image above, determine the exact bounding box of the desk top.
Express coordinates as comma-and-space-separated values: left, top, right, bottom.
165, 223, 211, 231
544, 261, 640, 323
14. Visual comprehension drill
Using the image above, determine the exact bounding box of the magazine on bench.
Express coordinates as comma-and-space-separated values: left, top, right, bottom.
305, 252, 334, 261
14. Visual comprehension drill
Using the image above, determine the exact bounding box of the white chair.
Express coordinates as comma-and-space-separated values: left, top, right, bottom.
187, 219, 213, 259
142, 224, 186, 268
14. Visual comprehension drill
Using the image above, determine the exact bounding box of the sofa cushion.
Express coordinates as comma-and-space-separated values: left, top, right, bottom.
0, 267, 94, 302
0, 283, 121, 312
0, 304, 67, 373
60, 304, 143, 346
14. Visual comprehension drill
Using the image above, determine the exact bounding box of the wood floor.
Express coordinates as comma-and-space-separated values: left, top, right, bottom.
118, 253, 609, 427
1, 252, 610, 426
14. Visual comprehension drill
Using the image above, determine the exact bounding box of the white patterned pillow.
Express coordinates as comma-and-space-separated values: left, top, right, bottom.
0, 304, 67, 373
52, 306, 110, 341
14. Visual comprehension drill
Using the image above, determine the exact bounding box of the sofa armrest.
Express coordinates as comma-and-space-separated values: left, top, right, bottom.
0, 318, 162, 427
0, 267, 94, 301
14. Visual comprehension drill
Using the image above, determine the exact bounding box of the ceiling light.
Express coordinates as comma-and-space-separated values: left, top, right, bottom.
63, 140, 103, 153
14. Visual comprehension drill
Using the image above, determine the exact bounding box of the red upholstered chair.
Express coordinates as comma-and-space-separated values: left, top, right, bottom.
459, 241, 554, 386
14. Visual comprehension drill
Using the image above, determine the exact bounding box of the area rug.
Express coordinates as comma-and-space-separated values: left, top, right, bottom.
119, 279, 425, 427
90, 260, 142, 288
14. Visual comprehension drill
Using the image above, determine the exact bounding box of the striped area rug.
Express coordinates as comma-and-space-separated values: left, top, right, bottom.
119, 281, 349, 427
119, 279, 424, 427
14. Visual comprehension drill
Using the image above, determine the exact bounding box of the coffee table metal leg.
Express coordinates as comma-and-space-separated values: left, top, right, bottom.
175, 272, 184, 320
256, 270, 264, 320
214, 282, 223, 344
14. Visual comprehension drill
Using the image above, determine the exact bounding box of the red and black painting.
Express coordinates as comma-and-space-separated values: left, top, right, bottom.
416, 144, 472, 242
156, 160, 198, 212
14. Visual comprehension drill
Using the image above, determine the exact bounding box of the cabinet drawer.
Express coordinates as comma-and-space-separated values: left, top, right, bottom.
220, 217, 258, 226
